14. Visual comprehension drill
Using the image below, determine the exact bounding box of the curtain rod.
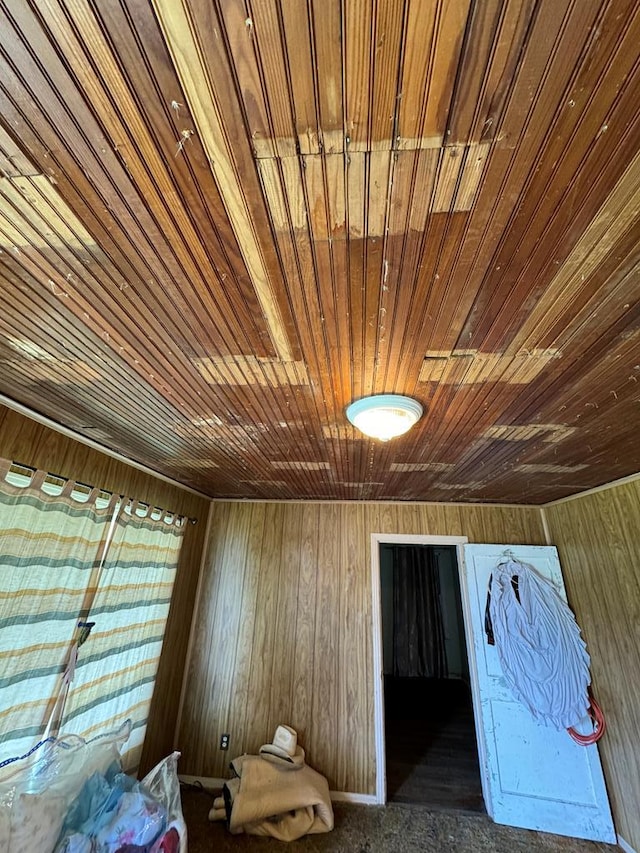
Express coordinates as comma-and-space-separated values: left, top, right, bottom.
7, 461, 198, 525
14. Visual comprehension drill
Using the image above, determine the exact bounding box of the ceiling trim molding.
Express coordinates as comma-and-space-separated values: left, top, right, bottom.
0, 394, 210, 500
543, 470, 640, 507
206, 497, 542, 509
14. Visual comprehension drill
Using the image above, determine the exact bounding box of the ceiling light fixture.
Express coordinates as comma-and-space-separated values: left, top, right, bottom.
345, 394, 423, 441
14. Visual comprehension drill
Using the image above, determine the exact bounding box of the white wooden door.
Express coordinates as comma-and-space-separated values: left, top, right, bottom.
460, 544, 615, 842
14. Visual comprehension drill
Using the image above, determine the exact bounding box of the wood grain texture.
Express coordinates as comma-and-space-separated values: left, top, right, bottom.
150, 0, 294, 362
177, 499, 545, 793
545, 482, 640, 853
0, 0, 638, 504
0, 404, 210, 774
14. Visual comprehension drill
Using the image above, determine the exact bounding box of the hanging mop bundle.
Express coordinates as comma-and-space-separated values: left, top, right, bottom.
487, 558, 605, 742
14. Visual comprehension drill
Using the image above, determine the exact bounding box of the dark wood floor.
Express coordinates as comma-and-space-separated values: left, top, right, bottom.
384, 676, 485, 813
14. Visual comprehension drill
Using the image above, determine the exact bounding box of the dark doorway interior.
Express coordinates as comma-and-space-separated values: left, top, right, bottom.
380, 544, 485, 813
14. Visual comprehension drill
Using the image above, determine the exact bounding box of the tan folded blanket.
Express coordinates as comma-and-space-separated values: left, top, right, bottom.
225, 754, 333, 841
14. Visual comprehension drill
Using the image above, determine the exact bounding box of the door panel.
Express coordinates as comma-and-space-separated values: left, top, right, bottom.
460, 544, 615, 842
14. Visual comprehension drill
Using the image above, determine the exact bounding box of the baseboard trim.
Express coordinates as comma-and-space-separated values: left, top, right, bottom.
617, 836, 638, 853
329, 791, 378, 805
179, 774, 378, 805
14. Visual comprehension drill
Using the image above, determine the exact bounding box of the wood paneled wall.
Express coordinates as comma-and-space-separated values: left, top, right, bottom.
178, 500, 545, 793
545, 481, 640, 852
0, 404, 210, 774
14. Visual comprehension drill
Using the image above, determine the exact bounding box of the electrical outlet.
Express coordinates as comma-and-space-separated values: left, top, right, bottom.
220, 733, 230, 751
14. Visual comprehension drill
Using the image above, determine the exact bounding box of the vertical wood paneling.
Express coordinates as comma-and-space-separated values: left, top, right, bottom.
545, 482, 640, 852
290, 504, 320, 747
204, 502, 253, 770
225, 503, 268, 763
179, 498, 545, 792
0, 405, 210, 774
178, 502, 230, 770
267, 502, 302, 736
336, 503, 370, 792
245, 502, 286, 746
310, 503, 341, 787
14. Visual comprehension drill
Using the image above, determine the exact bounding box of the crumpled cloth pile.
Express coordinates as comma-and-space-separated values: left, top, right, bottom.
209, 725, 333, 842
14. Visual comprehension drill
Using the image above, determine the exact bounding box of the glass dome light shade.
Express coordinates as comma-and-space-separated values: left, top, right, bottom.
345, 394, 423, 441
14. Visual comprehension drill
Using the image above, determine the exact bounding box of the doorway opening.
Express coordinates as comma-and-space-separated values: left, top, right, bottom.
377, 539, 484, 812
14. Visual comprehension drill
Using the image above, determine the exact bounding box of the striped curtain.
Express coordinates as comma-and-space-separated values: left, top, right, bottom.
63, 502, 185, 771
0, 459, 185, 772
0, 459, 117, 760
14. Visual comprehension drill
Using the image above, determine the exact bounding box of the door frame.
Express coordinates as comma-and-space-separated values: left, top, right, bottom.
370, 532, 471, 805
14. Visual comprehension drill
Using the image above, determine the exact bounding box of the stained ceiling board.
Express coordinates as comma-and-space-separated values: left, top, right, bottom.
0, 0, 638, 504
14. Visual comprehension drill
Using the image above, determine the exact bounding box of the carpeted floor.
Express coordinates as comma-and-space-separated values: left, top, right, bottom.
180, 786, 619, 853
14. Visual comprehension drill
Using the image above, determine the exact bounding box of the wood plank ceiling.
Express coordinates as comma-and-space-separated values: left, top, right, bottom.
0, 0, 638, 503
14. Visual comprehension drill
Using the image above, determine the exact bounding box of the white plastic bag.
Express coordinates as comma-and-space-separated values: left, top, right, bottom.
0, 720, 131, 853
53, 750, 187, 853
141, 752, 187, 852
